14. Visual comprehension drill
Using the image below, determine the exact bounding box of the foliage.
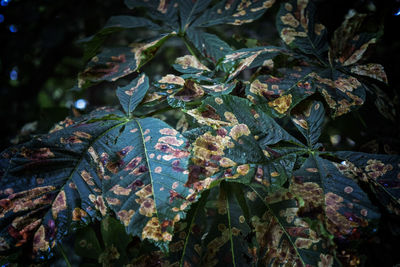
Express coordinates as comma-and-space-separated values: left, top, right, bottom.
0, 0, 399, 266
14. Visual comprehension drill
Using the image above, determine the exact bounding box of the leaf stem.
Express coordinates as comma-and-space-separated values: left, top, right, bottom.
58, 243, 72, 267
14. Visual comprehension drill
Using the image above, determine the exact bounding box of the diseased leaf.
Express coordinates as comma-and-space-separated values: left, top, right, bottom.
124, 0, 180, 31
173, 55, 210, 74
290, 155, 380, 238
246, 185, 340, 267
186, 29, 233, 63
116, 73, 149, 116
329, 11, 376, 66
79, 16, 162, 61
276, 0, 328, 58
0, 109, 196, 258
311, 69, 365, 117
78, 34, 172, 87
193, 0, 276, 27
334, 152, 400, 215
350, 63, 388, 84
186, 95, 304, 189
166, 183, 253, 266
291, 101, 324, 148
247, 66, 316, 117
219, 46, 287, 79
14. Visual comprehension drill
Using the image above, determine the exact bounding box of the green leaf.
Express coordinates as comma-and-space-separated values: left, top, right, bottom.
178, 0, 212, 31
0, 109, 195, 259
312, 68, 365, 117
246, 185, 340, 266
117, 73, 149, 117
78, 33, 172, 88
74, 226, 103, 259
246, 66, 316, 117
186, 29, 233, 63
291, 100, 324, 149
276, 0, 328, 59
219, 46, 287, 79
166, 183, 253, 266
79, 16, 162, 61
173, 55, 211, 74
291, 155, 380, 238
124, 0, 180, 31
193, 0, 276, 27
334, 152, 400, 215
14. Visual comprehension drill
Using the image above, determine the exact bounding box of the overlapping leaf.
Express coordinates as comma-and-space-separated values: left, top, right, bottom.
290, 155, 380, 238
246, 66, 316, 117
0, 104, 196, 258
166, 182, 340, 266
116, 73, 149, 116
221, 0, 388, 117
186, 96, 382, 241
334, 152, 400, 215
78, 34, 172, 88
276, 0, 328, 58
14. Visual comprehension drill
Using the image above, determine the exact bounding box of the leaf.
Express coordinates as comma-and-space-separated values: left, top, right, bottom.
74, 226, 103, 260
186, 95, 304, 189
329, 11, 377, 66
192, 0, 276, 27
219, 46, 288, 79
311, 68, 365, 117
290, 155, 380, 238
291, 101, 324, 149
245, 185, 340, 266
79, 16, 162, 61
334, 152, 400, 215
78, 34, 172, 87
350, 63, 388, 84
124, 0, 180, 31
166, 183, 253, 266
173, 55, 210, 74
178, 0, 213, 31
276, 0, 328, 58
116, 73, 149, 116
186, 29, 233, 63
0, 109, 195, 258
246, 66, 316, 117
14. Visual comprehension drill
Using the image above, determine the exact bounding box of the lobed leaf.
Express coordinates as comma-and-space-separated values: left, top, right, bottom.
0, 109, 196, 259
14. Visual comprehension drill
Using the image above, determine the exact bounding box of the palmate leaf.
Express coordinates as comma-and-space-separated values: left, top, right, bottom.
334, 152, 400, 215
246, 185, 340, 267
186, 95, 304, 190
165, 184, 252, 266
186, 96, 383, 240
0, 108, 196, 259
276, 0, 328, 58
78, 33, 173, 88
166, 182, 340, 267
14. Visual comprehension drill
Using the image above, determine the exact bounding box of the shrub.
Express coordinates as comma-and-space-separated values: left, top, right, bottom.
1, 0, 399, 266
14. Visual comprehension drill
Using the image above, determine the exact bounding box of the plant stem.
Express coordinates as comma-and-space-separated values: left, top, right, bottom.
58, 243, 72, 267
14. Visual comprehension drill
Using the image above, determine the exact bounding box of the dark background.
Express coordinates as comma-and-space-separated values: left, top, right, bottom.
0, 0, 399, 265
